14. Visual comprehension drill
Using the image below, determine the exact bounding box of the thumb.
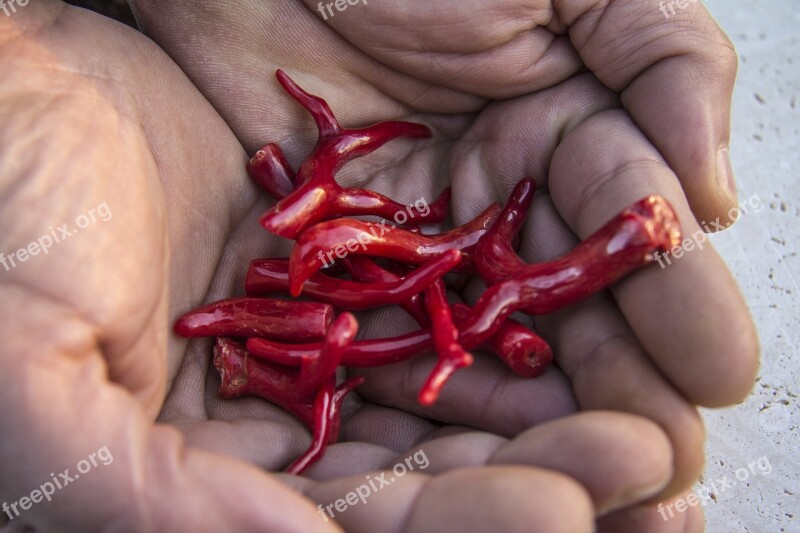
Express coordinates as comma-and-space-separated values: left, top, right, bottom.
0, 291, 336, 532
555, 0, 738, 228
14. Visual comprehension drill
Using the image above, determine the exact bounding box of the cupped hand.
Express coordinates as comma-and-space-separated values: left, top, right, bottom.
0, 1, 757, 532
130, 0, 758, 509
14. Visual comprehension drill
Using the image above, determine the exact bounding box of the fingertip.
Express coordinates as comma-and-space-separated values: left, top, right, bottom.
404, 467, 594, 533
654, 408, 706, 502
647, 249, 761, 407
491, 412, 674, 515
685, 311, 761, 407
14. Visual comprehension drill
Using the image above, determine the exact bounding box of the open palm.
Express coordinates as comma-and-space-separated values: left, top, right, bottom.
0, 1, 758, 532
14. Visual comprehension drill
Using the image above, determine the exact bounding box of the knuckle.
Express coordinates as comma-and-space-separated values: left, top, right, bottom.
712, 39, 739, 82
703, 29, 739, 84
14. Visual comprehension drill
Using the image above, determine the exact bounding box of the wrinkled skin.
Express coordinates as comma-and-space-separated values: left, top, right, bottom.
0, 1, 757, 531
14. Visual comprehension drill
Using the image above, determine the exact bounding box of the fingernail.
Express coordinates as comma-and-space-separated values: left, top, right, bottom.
717, 145, 736, 197
599, 480, 667, 516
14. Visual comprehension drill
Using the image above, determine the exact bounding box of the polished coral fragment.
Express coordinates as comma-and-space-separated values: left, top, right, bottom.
175, 70, 684, 476
259, 70, 450, 239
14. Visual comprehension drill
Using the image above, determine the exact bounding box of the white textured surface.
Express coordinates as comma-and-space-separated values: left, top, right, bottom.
697, 1, 799, 532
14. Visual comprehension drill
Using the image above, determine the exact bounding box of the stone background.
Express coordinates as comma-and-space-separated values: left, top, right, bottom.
694, 1, 799, 531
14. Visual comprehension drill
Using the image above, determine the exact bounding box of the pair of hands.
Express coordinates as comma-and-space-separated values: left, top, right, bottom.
0, 1, 759, 531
